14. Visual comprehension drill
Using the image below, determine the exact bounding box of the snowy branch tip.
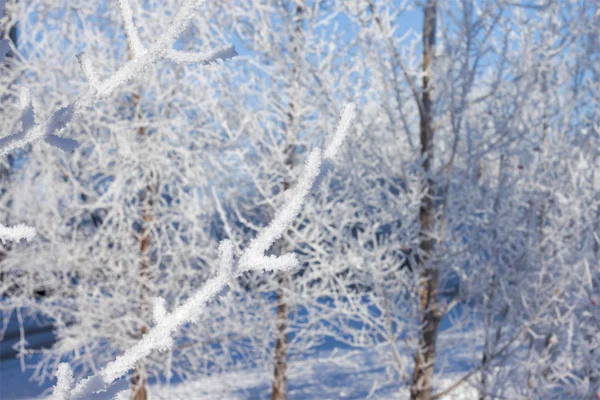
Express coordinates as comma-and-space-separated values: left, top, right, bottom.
50, 364, 74, 400
0, 223, 37, 244
324, 103, 356, 160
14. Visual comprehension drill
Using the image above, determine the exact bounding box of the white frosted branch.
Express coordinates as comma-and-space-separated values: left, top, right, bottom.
43, 104, 79, 152
312, 102, 356, 190
95, 0, 206, 96
58, 101, 354, 400
240, 149, 322, 270
324, 103, 356, 161
0, 85, 77, 154
152, 297, 167, 325
247, 254, 300, 273
0, 223, 36, 244
85, 274, 229, 391
19, 87, 31, 108
219, 239, 234, 276
50, 363, 74, 400
0, 0, 239, 158
0, 89, 34, 150
76, 52, 101, 91
117, 0, 146, 58
165, 44, 238, 65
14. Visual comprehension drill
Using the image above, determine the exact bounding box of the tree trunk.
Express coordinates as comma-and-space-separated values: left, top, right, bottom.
132, 177, 151, 400
479, 156, 505, 400
131, 326, 148, 400
271, 174, 293, 400
128, 36, 153, 395
271, 276, 289, 400
410, 1, 440, 399
271, 3, 303, 398
131, 100, 153, 400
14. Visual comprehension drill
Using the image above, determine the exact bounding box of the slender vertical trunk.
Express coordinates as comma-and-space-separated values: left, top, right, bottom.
131, 93, 152, 400
127, 28, 152, 395
132, 173, 151, 400
131, 324, 149, 400
526, 71, 554, 395
271, 274, 289, 400
271, 4, 303, 399
410, 1, 439, 399
479, 155, 505, 399
271, 155, 293, 400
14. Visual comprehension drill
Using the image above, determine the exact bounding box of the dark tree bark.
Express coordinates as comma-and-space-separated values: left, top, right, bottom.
410, 1, 440, 399
127, 33, 153, 396
270, 4, 304, 400
271, 274, 289, 400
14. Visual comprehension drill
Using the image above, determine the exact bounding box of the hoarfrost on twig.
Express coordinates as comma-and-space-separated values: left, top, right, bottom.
0, 223, 36, 244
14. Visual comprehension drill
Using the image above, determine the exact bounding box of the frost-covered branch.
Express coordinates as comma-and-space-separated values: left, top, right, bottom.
52, 103, 355, 399
117, 0, 145, 58
324, 103, 356, 161
76, 52, 101, 92
165, 44, 238, 65
50, 364, 74, 400
238, 149, 321, 272
0, 223, 36, 244
0, 0, 237, 157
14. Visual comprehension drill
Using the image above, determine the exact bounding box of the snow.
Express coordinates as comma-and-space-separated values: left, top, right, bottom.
1, 344, 480, 400
49, 364, 73, 400
0, 223, 36, 244
165, 44, 238, 65
152, 297, 168, 326
218, 239, 235, 276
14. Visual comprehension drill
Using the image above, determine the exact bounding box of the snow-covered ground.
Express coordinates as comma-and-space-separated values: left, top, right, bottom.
149, 350, 477, 400
1, 306, 480, 399
1, 346, 478, 400
1, 313, 478, 400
